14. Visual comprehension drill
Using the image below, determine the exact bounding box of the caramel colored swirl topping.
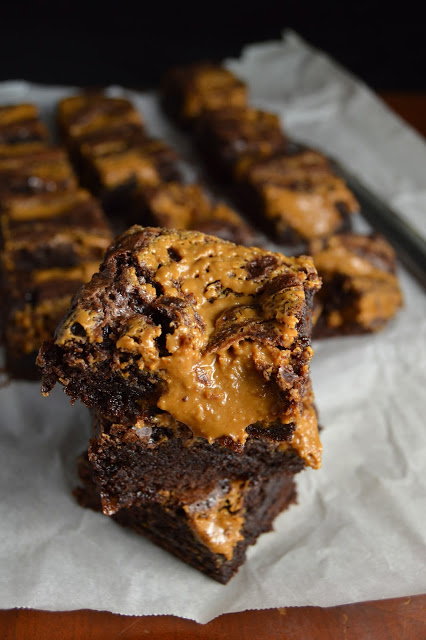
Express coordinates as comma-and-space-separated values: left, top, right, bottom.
55, 227, 321, 448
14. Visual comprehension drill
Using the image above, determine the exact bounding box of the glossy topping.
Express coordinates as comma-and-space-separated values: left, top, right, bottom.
311, 233, 397, 277
244, 151, 359, 240
2, 189, 96, 221
0, 104, 40, 125
49, 227, 320, 444
138, 182, 252, 245
261, 177, 352, 239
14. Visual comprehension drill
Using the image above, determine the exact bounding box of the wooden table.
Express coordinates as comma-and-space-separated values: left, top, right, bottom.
1, 93, 425, 640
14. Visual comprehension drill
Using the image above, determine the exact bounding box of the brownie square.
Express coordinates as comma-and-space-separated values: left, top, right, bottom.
311, 232, 403, 337
85, 378, 320, 516
0, 104, 49, 151
1, 189, 112, 272
133, 182, 255, 246
0, 147, 77, 207
38, 226, 321, 445
57, 94, 144, 151
162, 62, 248, 127
195, 106, 288, 180
1, 188, 112, 380
2, 261, 104, 380
79, 136, 181, 212
75, 451, 297, 584
57, 94, 180, 218
239, 150, 359, 244
74, 375, 320, 583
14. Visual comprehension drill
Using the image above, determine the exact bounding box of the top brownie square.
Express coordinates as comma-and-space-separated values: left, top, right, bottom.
195, 106, 288, 179
38, 226, 320, 445
162, 62, 248, 126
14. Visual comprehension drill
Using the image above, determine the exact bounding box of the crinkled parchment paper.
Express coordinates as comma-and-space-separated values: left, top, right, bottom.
0, 31, 425, 623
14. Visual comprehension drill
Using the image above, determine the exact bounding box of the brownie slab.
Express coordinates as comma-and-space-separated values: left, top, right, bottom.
0, 147, 77, 205
76, 452, 297, 584
3, 262, 104, 379
57, 94, 180, 220
38, 226, 321, 444
0, 104, 49, 150
238, 150, 359, 244
133, 182, 255, 246
0, 186, 112, 379
80, 136, 181, 213
1, 189, 111, 272
195, 106, 288, 181
311, 232, 403, 337
57, 94, 144, 151
162, 62, 248, 127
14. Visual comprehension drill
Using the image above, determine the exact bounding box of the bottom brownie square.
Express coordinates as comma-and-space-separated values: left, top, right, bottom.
76, 452, 297, 584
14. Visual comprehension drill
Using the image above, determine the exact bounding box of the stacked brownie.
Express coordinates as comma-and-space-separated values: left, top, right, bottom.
38, 225, 323, 582
57, 92, 256, 245
310, 233, 403, 337
161, 62, 402, 336
0, 104, 112, 379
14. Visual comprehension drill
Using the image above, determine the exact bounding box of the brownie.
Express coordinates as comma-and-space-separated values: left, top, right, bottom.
161, 62, 248, 127
238, 150, 359, 245
75, 451, 297, 584
0, 186, 112, 379
1, 189, 112, 272
57, 94, 180, 219
85, 377, 320, 516
195, 106, 288, 181
133, 182, 255, 246
0, 147, 77, 207
38, 226, 321, 443
57, 94, 144, 152
0, 104, 49, 152
79, 136, 181, 213
73, 373, 320, 583
310, 232, 403, 337
2, 261, 104, 379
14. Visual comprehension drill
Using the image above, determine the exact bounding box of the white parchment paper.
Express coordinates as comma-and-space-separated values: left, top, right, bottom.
0, 31, 425, 623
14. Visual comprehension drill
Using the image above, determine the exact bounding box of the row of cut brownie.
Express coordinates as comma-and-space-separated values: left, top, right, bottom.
0, 103, 112, 379
56, 92, 255, 245
38, 225, 323, 582
161, 62, 360, 246
160, 62, 403, 335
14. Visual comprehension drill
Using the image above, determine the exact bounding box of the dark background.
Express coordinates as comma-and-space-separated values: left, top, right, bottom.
1, 0, 425, 91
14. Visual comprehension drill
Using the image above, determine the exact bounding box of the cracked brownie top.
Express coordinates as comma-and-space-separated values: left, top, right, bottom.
38, 226, 321, 444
